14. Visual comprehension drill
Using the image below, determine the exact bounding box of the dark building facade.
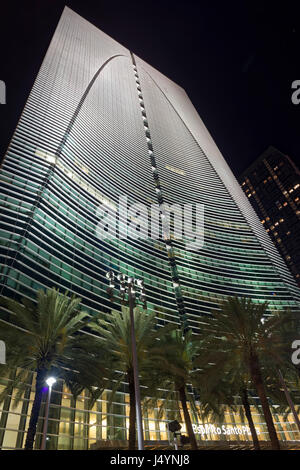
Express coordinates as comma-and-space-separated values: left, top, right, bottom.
0, 8, 300, 449
240, 146, 300, 286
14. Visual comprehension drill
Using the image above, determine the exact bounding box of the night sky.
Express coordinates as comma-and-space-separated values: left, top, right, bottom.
0, 0, 299, 177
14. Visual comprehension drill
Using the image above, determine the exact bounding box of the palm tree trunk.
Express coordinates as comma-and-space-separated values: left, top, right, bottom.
241, 388, 260, 450
249, 353, 280, 450
24, 368, 47, 450
128, 369, 136, 450
178, 386, 198, 450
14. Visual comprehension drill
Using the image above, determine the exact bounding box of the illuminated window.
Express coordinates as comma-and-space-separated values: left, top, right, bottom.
165, 165, 186, 176
35, 148, 56, 164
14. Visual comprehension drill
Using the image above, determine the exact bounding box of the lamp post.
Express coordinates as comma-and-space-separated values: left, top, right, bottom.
167, 420, 182, 450
41, 376, 56, 450
106, 271, 146, 450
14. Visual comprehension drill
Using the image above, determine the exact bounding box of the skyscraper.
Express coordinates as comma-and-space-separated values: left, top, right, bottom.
0, 7, 299, 449
240, 146, 300, 287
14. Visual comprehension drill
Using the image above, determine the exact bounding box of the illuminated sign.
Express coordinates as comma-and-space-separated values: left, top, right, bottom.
192, 423, 260, 436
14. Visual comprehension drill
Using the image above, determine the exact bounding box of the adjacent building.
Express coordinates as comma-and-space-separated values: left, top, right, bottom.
0, 8, 300, 449
240, 146, 300, 287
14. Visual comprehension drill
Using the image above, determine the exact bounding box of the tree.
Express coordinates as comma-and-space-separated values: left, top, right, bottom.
195, 360, 261, 450
90, 306, 175, 450
0, 288, 107, 449
143, 329, 200, 450
198, 296, 294, 450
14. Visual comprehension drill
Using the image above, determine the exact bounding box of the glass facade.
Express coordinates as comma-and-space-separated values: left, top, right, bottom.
1, 374, 300, 449
0, 7, 300, 449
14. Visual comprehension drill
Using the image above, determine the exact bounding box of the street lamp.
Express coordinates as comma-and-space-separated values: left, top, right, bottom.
41, 376, 56, 450
167, 420, 182, 450
106, 271, 146, 450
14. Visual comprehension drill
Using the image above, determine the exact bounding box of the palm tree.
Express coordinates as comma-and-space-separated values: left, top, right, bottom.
198, 296, 294, 450
239, 387, 261, 449
143, 329, 200, 450
0, 288, 107, 449
195, 361, 261, 450
90, 306, 175, 450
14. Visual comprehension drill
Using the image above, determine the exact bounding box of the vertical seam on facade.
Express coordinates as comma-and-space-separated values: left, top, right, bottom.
130, 52, 189, 332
